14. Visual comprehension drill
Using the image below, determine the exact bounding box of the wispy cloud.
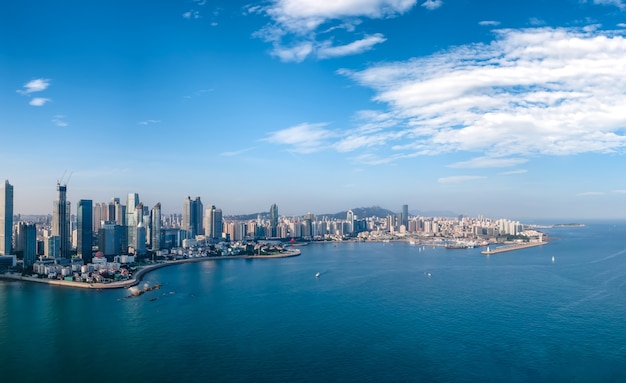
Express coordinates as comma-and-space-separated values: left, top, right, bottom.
29, 97, 50, 106
612, 189, 626, 193
250, 0, 418, 62
618, 23, 626, 28
340, 27, 626, 162
589, 0, 626, 10
317, 34, 387, 59
17, 78, 50, 95
438, 175, 487, 183
448, 156, 527, 169
421, 0, 443, 10
138, 119, 161, 125
479, 20, 500, 27
500, 169, 528, 175
220, 147, 257, 156
52, 115, 68, 127
264, 122, 334, 153
577, 191, 605, 196
183, 10, 200, 19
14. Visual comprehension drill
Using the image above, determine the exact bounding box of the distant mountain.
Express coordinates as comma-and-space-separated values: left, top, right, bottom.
321, 206, 397, 220
226, 212, 268, 221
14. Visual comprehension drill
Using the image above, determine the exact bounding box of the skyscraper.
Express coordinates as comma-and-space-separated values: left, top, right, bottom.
346, 210, 355, 234
183, 196, 203, 237
401, 204, 409, 229
16, 222, 36, 268
0, 180, 13, 255
77, 199, 93, 263
126, 193, 140, 250
204, 205, 222, 240
52, 183, 71, 258
269, 203, 278, 238
150, 203, 162, 251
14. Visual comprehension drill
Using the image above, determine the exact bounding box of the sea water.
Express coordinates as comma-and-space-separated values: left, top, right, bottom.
1, 221, 626, 382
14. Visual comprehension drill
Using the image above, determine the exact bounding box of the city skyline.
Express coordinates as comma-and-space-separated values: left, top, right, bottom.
2, 0, 626, 219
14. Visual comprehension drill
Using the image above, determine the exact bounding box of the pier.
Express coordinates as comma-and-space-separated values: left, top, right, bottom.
481, 241, 547, 255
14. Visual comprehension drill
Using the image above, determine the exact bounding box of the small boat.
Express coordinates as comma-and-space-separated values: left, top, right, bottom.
315, 272, 320, 278
426, 272, 432, 278
551, 256, 555, 263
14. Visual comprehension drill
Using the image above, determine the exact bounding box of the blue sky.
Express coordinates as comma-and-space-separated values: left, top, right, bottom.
2, 0, 626, 220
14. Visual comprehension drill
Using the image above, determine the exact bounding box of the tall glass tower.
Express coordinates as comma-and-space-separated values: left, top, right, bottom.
150, 203, 161, 251
269, 203, 278, 238
77, 199, 93, 262
52, 183, 71, 258
0, 180, 13, 255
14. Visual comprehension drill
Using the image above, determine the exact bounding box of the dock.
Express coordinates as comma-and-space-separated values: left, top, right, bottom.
481, 241, 547, 255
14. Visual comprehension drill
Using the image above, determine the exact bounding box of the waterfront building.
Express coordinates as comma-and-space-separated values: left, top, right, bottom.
98, 221, 123, 256
126, 193, 140, 251
183, 196, 203, 237
150, 203, 162, 251
269, 203, 278, 238
401, 204, 409, 230
77, 199, 93, 263
52, 183, 71, 258
0, 180, 13, 255
204, 205, 223, 240
45, 235, 60, 258
16, 222, 37, 268
346, 210, 355, 234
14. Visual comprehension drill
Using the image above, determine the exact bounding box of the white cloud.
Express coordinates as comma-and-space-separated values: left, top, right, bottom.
618, 23, 626, 28
29, 97, 50, 106
17, 78, 50, 94
611, 189, 626, 193
421, 0, 443, 10
500, 169, 528, 175
138, 119, 161, 125
317, 34, 387, 59
264, 122, 334, 153
479, 20, 500, 27
438, 175, 487, 183
590, 0, 625, 9
577, 191, 605, 196
52, 115, 68, 127
341, 27, 626, 161
448, 156, 527, 168
252, 0, 417, 61
183, 10, 200, 19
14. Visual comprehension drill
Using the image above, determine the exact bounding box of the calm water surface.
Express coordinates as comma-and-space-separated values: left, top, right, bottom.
1, 222, 626, 382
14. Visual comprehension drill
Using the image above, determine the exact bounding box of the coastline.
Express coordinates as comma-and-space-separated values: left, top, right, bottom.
0, 249, 300, 290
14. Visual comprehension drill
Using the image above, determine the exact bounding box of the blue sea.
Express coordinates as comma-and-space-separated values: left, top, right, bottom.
2, 221, 626, 382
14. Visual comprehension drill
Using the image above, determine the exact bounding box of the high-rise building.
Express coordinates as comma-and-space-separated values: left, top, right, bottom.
346, 210, 355, 234
52, 183, 71, 258
204, 205, 222, 240
269, 203, 278, 238
17, 222, 37, 268
0, 180, 13, 255
183, 196, 203, 237
401, 204, 409, 230
77, 199, 93, 263
150, 203, 162, 251
126, 193, 140, 249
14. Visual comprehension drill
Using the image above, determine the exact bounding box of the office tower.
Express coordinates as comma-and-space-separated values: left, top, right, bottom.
52, 183, 71, 258
401, 204, 409, 229
93, 203, 102, 231
129, 203, 145, 252
346, 210, 355, 234
183, 196, 203, 237
98, 221, 123, 256
0, 180, 13, 255
269, 203, 278, 238
77, 199, 93, 263
204, 205, 222, 240
17, 222, 37, 268
115, 200, 125, 226
126, 193, 140, 252
150, 203, 161, 251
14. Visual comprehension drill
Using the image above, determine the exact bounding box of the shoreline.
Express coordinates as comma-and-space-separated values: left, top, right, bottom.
0, 249, 300, 290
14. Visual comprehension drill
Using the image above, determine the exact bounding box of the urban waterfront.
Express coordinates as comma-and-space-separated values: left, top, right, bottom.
1, 221, 625, 382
